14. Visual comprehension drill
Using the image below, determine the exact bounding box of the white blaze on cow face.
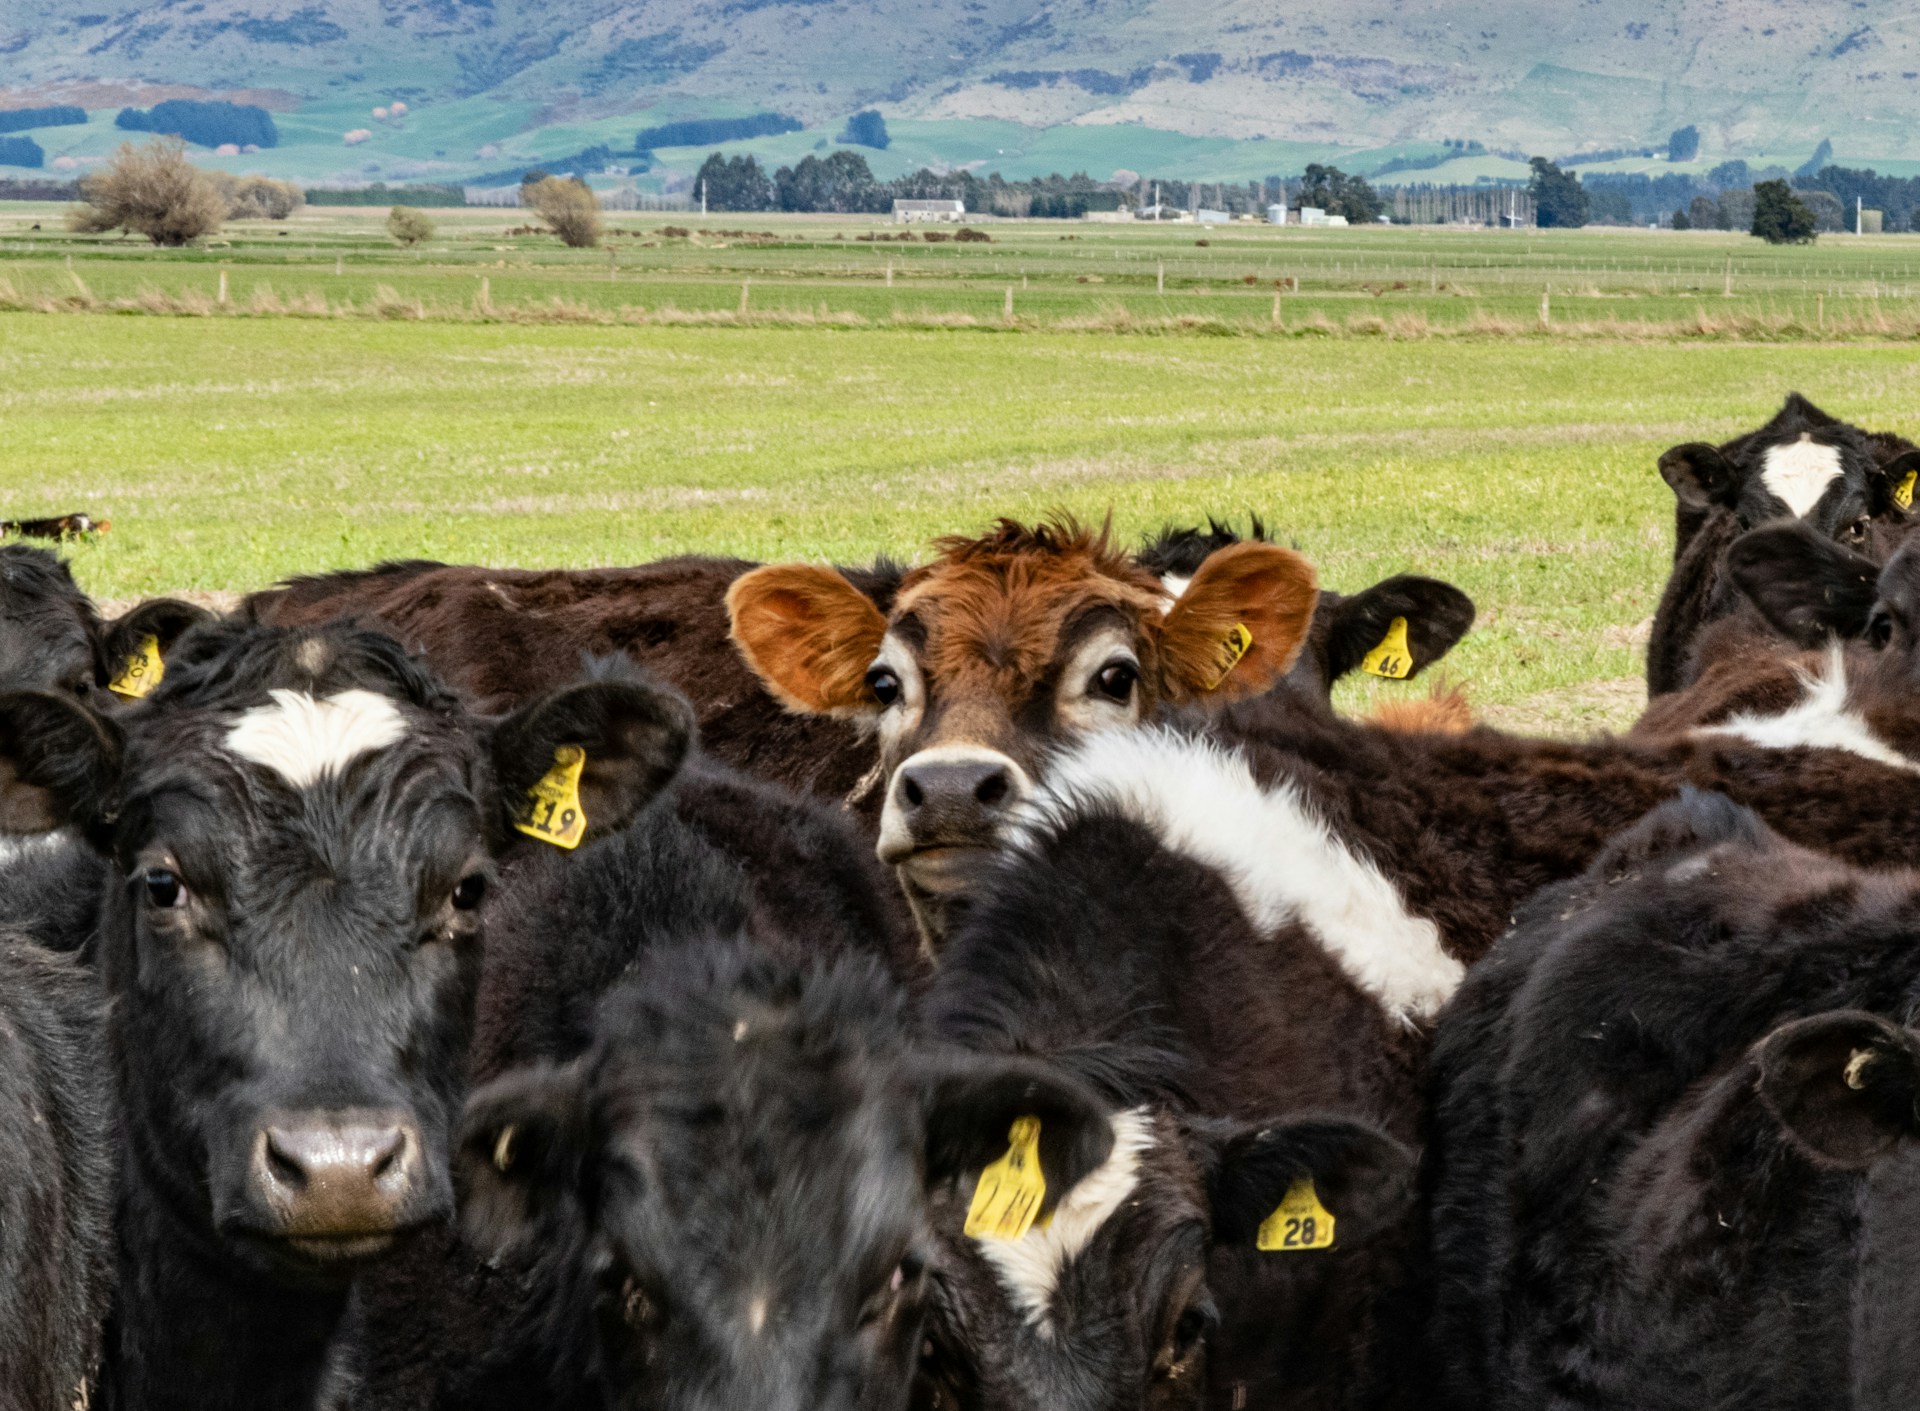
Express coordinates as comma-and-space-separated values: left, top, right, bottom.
1698, 645, 1920, 774
1761, 437, 1845, 518
972, 1107, 1155, 1336
226, 688, 408, 788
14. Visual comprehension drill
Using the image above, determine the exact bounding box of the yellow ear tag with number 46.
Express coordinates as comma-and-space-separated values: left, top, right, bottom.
513, 744, 588, 850
107, 634, 164, 700
1896, 469, 1917, 512
1257, 1178, 1336, 1252
1206, 623, 1255, 690
1360, 616, 1413, 680
964, 1115, 1048, 1241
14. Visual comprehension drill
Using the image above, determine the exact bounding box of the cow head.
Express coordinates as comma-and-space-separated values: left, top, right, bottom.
1658, 392, 1920, 545
727, 520, 1318, 946
456, 944, 1115, 1411
0, 623, 691, 1283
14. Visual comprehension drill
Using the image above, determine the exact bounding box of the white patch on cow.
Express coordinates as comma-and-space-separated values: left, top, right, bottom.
226, 688, 407, 788
1053, 626, 1145, 735
747, 1295, 767, 1337
973, 1108, 1154, 1336
1025, 728, 1463, 1019
878, 743, 1034, 864
1761, 437, 1844, 518
1699, 645, 1920, 773
1159, 574, 1192, 600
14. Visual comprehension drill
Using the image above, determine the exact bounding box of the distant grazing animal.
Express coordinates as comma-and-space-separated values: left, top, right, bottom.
0, 543, 207, 704
0, 513, 109, 542
1426, 792, 1920, 1411
1647, 393, 1920, 694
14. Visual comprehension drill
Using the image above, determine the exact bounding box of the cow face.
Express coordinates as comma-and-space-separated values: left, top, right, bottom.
920, 1110, 1413, 1411
457, 946, 1115, 1411
727, 521, 1317, 946
0, 624, 690, 1282
1658, 392, 1919, 546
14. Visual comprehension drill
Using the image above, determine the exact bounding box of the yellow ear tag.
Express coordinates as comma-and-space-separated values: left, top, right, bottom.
964, 1115, 1048, 1241
107, 634, 164, 699
1256, 1177, 1336, 1252
1207, 622, 1255, 689
513, 744, 588, 850
1360, 616, 1414, 680
1896, 470, 1916, 512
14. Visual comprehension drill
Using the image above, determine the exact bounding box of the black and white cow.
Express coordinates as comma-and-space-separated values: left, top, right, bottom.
0, 542, 208, 701
1425, 791, 1920, 1411
0, 621, 692, 1411
1648, 393, 1920, 694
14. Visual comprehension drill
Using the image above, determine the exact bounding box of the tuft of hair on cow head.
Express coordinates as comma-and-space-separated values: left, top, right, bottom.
487, 670, 694, 847
454, 1057, 591, 1257
1159, 541, 1318, 704
1754, 1011, 1920, 1170
1727, 521, 1882, 648
1201, 1114, 1417, 1252
725, 564, 891, 714
0, 689, 122, 837
919, 1052, 1118, 1220
1658, 442, 1742, 511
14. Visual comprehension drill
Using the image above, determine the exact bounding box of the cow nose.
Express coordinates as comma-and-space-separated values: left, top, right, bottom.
251, 1115, 422, 1239
895, 756, 1020, 837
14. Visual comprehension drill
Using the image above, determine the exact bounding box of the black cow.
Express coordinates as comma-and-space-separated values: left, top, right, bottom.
0, 542, 209, 703
1426, 792, 1920, 1410
0, 622, 691, 1411
1647, 393, 1920, 694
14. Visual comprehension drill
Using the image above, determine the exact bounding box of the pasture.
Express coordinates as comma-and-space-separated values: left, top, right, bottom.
6, 205, 1920, 731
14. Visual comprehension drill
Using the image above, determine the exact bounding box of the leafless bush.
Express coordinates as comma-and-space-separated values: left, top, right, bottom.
386, 205, 435, 246
68, 140, 226, 246
525, 176, 602, 248
215, 174, 305, 220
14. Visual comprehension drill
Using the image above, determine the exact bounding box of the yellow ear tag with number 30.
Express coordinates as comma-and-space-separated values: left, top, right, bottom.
1361, 616, 1414, 680
513, 744, 588, 850
1206, 623, 1255, 690
1896, 469, 1917, 512
107, 634, 164, 699
964, 1115, 1048, 1241
1257, 1177, 1336, 1252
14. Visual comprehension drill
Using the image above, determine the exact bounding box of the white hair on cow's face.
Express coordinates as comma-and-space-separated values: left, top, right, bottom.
226, 688, 408, 788
1699, 644, 1920, 773
1022, 727, 1463, 1020
972, 1107, 1155, 1337
1760, 438, 1845, 518
0, 829, 74, 867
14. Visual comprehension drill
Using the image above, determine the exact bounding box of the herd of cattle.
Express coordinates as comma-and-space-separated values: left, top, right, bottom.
3, 390, 1919, 1411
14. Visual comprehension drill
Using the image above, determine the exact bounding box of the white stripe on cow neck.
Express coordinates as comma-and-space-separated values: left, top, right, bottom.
972, 1107, 1155, 1337
226, 688, 407, 788
1760, 437, 1844, 518
1699, 644, 1920, 773
1023, 726, 1464, 1020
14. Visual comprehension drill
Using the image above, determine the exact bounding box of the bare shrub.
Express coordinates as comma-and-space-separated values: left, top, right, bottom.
68, 140, 226, 246
215, 174, 305, 220
525, 176, 602, 248
386, 205, 435, 246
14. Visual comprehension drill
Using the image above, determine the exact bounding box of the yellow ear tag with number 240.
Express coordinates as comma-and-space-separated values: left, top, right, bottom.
1896, 469, 1917, 512
1361, 616, 1414, 680
513, 744, 588, 850
107, 634, 164, 699
1257, 1177, 1336, 1252
964, 1115, 1048, 1241
1206, 623, 1255, 690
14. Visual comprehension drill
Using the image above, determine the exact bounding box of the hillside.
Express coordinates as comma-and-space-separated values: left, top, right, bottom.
1, 0, 1916, 185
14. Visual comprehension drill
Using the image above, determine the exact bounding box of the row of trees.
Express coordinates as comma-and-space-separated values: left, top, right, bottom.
66, 141, 302, 244
115, 100, 278, 150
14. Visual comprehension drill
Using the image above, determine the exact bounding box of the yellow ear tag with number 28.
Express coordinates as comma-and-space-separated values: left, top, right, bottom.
107, 634, 164, 699
513, 744, 588, 850
964, 1115, 1048, 1241
1257, 1177, 1336, 1252
1361, 616, 1414, 680
1206, 623, 1255, 690
1896, 469, 1917, 512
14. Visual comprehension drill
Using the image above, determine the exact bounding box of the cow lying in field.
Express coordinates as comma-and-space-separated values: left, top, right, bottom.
1647, 392, 1919, 694
1426, 792, 1920, 1411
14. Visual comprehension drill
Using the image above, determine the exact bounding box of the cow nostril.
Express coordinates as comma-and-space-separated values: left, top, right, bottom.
371, 1129, 407, 1183
264, 1131, 308, 1190
975, 771, 1009, 808
903, 776, 925, 808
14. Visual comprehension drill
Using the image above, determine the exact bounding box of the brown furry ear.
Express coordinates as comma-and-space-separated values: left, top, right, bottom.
1159, 542, 1317, 703
726, 564, 890, 714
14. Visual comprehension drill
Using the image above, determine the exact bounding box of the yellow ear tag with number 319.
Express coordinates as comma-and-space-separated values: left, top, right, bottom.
1257, 1177, 1336, 1252
964, 1115, 1048, 1241
1896, 469, 1917, 512
107, 634, 164, 699
513, 744, 588, 850
1361, 616, 1413, 680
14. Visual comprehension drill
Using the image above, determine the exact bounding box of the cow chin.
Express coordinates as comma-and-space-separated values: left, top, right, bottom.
894, 845, 998, 954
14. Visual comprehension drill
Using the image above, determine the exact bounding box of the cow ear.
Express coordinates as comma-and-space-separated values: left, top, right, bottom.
1727, 522, 1881, 647
1659, 443, 1741, 509
1203, 1115, 1415, 1251
1756, 1011, 1920, 1169
1160, 542, 1317, 704
1324, 575, 1476, 683
1873, 449, 1920, 517
97, 597, 214, 696
727, 565, 891, 714
920, 1055, 1116, 1220
456, 1061, 591, 1257
490, 677, 693, 850
0, 691, 122, 838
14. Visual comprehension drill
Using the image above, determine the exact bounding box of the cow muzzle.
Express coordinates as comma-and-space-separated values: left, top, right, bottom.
878, 746, 1032, 952
244, 1109, 431, 1262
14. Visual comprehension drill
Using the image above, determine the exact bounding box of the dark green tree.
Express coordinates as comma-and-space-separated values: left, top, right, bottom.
1751, 179, 1817, 244
838, 111, 890, 150
1667, 125, 1700, 162
773, 150, 885, 213
1669, 206, 1691, 230
1528, 156, 1590, 228
1297, 164, 1383, 223
693, 152, 774, 211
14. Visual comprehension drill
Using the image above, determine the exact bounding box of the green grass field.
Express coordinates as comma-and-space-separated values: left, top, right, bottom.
6, 209, 1920, 733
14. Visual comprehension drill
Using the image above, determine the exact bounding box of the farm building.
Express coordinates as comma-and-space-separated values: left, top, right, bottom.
893, 199, 965, 223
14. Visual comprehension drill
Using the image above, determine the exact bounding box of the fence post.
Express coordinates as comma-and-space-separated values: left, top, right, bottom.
1004, 286, 1014, 324
1157, 261, 1164, 294
739, 280, 751, 315
1539, 288, 1550, 329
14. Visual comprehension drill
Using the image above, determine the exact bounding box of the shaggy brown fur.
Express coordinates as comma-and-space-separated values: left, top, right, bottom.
1368, 682, 1473, 735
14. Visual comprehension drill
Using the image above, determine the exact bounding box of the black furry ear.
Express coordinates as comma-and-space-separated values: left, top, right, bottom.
1755, 1011, 1920, 1170
1324, 575, 1476, 683
1659, 443, 1741, 510
0, 690, 123, 839
920, 1054, 1115, 1222
456, 1060, 593, 1258
97, 598, 216, 699
1201, 1115, 1415, 1251
1874, 450, 1920, 517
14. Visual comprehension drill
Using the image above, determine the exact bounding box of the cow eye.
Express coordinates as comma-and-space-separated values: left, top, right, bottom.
1094, 659, 1139, 703
865, 666, 901, 707
1844, 516, 1871, 544
143, 867, 185, 909
450, 874, 488, 911
1868, 607, 1895, 650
